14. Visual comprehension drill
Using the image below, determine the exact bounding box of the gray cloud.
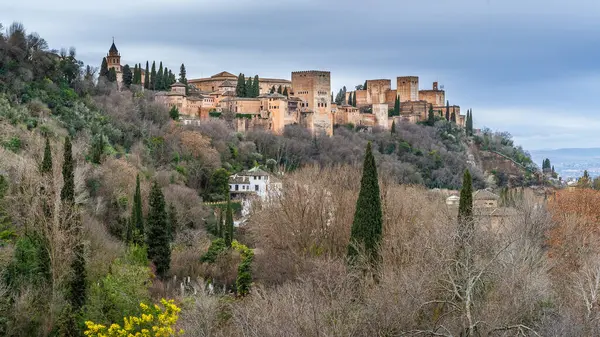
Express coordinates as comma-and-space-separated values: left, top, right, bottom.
3, 0, 599, 150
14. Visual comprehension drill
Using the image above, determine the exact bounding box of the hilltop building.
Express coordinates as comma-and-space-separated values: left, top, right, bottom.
229, 167, 282, 201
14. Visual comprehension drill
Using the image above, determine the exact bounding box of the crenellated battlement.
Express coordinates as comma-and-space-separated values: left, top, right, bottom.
291, 70, 330, 76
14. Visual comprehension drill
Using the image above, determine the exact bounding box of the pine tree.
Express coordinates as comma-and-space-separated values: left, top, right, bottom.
252, 75, 260, 97
60, 137, 75, 204
99, 57, 109, 78
224, 195, 234, 247
458, 170, 473, 228
131, 174, 144, 245
144, 61, 149, 89
156, 61, 164, 91
178, 64, 188, 95
108, 68, 117, 82
394, 96, 400, 116
282, 87, 288, 97
347, 142, 383, 265
445, 100, 450, 121
245, 76, 253, 98
122, 64, 132, 88
41, 136, 53, 175
150, 61, 156, 90
277, 85, 283, 94
391, 120, 396, 134
146, 181, 170, 279
236, 73, 246, 97
167, 203, 177, 243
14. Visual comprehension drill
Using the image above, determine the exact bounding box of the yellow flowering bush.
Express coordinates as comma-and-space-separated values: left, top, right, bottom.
84, 299, 184, 337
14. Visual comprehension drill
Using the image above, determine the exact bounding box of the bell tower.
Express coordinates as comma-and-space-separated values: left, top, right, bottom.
106, 38, 121, 72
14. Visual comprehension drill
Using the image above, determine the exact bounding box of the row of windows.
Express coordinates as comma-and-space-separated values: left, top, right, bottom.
297, 91, 309, 95
317, 102, 328, 108
233, 184, 259, 191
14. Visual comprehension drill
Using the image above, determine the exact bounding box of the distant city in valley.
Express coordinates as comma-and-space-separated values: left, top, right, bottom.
530, 148, 600, 179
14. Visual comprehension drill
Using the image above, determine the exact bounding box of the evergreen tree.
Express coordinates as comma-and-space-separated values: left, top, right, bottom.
131, 174, 144, 245
107, 68, 117, 82
458, 170, 473, 227
169, 105, 180, 121
347, 142, 383, 265
363, 80, 368, 90
331, 92, 334, 103
236, 73, 246, 97
282, 87, 288, 97
270, 85, 276, 94
167, 203, 177, 243
163, 67, 170, 87
41, 136, 53, 175
445, 100, 450, 121
99, 57, 109, 79
277, 85, 283, 94
252, 75, 260, 97
67, 231, 86, 311
224, 195, 234, 247
179, 63, 188, 95
132, 64, 139, 85
216, 207, 223, 238
90, 134, 105, 164
150, 61, 156, 90
144, 61, 149, 89
60, 137, 75, 204
428, 106, 435, 126
245, 76, 253, 98
122, 64, 132, 88
451, 112, 456, 123
146, 181, 170, 279
391, 120, 396, 134
156, 62, 164, 91
394, 95, 400, 116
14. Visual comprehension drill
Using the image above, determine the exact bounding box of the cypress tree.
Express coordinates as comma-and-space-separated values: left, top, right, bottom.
131, 174, 144, 244
245, 76, 253, 98
217, 207, 223, 238
252, 75, 260, 97
41, 136, 53, 175
150, 61, 157, 90
283, 87, 289, 97
122, 64, 132, 88
394, 96, 400, 116
445, 100, 450, 121
179, 63, 187, 84
451, 112, 456, 123
270, 85, 275, 94
163, 67, 170, 87
391, 120, 396, 134
277, 85, 283, 94
99, 57, 109, 78
146, 181, 170, 279
144, 61, 149, 89
156, 61, 164, 90
224, 195, 234, 247
347, 142, 383, 265
90, 134, 105, 164
363, 80, 368, 90
132, 64, 139, 85
108, 68, 117, 82
457, 170, 473, 228
428, 106, 435, 126
236, 73, 246, 97
60, 137, 75, 204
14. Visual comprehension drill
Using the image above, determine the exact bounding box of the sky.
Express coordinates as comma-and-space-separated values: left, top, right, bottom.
3, 0, 600, 151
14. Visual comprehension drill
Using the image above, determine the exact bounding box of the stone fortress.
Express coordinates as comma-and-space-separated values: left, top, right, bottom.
108, 41, 466, 136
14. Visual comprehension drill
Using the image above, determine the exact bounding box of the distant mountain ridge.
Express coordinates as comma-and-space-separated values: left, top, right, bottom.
530, 148, 600, 179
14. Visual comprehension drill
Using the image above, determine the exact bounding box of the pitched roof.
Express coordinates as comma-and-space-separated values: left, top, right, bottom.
171, 82, 186, 87
211, 71, 237, 78
241, 167, 270, 176
109, 40, 118, 54
219, 80, 236, 87
473, 189, 500, 200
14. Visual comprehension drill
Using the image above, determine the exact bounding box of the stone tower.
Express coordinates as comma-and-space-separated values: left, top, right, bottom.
291, 70, 333, 136
106, 38, 121, 73
396, 76, 419, 102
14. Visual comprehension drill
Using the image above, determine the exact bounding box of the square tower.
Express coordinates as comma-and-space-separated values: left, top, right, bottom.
396, 76, 419, 102
366, 79, 391, 105
291, 70, 333, 135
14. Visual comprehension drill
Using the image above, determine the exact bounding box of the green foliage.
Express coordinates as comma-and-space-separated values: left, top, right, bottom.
60, 136, 75, 204
232, 240, 253, 297
394, 95, 400, 116
167, 203, 177, 243
4, 233, 51, 290
100, 58, 109, 78
205, 168, 230, 202
156, 62, 164, 91
209, 111, 222, 118
445, 100, 450, 121
224, 196, 234, 248
235, 113, 253, 119
458, 170, 473, 226
90, 133, 106, 164
108, 68, 117, 82
1, 136, 21, 153
146, 181, 171, 279
236, 73, 246, 97
347, 142, 382, 265
122, 64, 132, 88
85, 245, 151, 326
67, 238, 86, 311
390, 120, 396, 134
40, 138, 55, 175
169, 105, 179, 121
150, 61, 157, 90
144, 61, 150, 89
200, 238, 227, 263
130, 174, 144, 245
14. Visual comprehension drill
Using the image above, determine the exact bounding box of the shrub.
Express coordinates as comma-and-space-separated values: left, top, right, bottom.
200, 238, 227, 263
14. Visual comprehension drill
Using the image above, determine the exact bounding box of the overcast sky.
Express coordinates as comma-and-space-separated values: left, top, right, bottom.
3, 0, 600, 150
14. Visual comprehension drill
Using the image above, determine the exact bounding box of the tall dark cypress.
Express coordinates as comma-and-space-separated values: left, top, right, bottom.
394, 96, 400, 116
41, 136, 53, 175
60, 137, 74, 204
146, 181, 170, 279
156, 61, 164, 90
282, 87, 289, 97
277, 85, 283, 94
224, 196, 234, 247
236, 73, 246, 97
144, 61, 149, 89
347, 142, 383, 264
131, 174, 144, 244
150, 61, 157, 90
457, 170, 473, 228
122, 64, 132, 88
179, 63, 188, 94
445, 100, 450, 121
163, 67, 170, 87
108, 68, 117, 82
132, 64, 139, 84
252, 75, 260, 97
217, 207, 223, 238
391, 120, 396, 134
363, 80, 368, 90
245, 76, 253, 98
451, 112, 456, 123
99, 57, 109, 78
428, 106, 435, 125
167, 203, 177, 243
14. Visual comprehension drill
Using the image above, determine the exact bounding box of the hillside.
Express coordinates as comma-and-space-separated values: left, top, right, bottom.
530, 147, 600, 179
3, 22, 586, 337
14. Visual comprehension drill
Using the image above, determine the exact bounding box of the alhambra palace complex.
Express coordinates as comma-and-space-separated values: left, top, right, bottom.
106, 42, 466, 136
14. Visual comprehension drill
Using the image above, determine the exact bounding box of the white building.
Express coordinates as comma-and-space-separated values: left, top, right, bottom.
229, 167, 282, 201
